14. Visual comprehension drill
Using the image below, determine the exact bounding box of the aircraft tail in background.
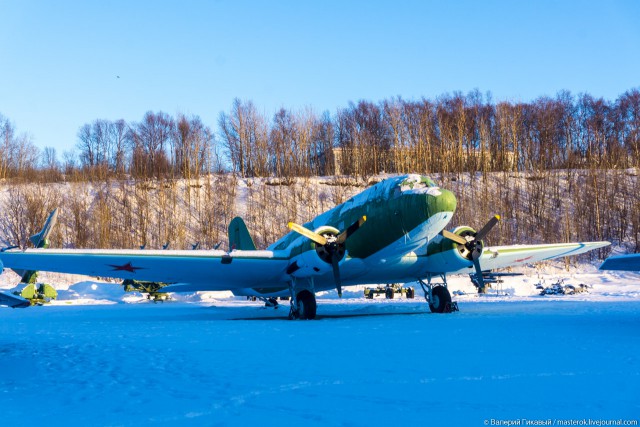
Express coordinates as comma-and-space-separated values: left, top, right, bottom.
29, 208, 58, 249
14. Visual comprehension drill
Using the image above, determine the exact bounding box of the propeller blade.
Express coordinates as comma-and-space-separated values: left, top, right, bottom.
336, 216, 367, 244
331, 253, 342, 297
474, 215, 501, 241
288, 222, 328, 246
442, 229, 468, 245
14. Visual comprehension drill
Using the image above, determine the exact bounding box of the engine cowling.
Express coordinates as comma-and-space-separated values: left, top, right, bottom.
424, 226, 484, 272
287, 226, 346, 278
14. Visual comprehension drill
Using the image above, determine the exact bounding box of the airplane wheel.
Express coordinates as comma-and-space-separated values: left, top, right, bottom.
297, 290, 317, 320
429, 286, 451, 313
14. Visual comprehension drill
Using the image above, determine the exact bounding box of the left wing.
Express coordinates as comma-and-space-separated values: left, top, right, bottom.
425, 241, 610, 275
0, 249, 290, 291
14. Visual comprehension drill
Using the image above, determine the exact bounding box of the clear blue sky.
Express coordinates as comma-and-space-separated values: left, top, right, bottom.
1, 0, 639, 154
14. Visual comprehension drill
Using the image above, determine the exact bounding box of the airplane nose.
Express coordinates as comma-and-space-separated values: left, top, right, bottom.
427, 188, 457, 216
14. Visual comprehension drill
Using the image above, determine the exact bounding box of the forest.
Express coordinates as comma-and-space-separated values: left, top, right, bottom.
0, 88, 638, 258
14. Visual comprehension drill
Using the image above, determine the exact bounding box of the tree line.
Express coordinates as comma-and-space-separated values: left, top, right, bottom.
218, 89, 640, 179
1, 89, 638, 257
1, 88, 639, 182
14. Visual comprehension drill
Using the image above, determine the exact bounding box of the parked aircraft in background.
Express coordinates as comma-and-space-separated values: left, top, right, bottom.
600, 254, 640, 272
0, 175, 609, 318
0, 208, 59, 308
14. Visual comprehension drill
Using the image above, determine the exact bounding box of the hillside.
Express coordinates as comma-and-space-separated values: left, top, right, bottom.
1, 170, 636, 259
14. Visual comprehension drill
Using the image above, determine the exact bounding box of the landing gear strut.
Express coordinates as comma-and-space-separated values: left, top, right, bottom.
418, 275, 458, 313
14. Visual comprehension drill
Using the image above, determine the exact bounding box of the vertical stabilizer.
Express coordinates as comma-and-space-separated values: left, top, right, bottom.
19, 208, 59, 284
228, 217, 257, 251
29, 208, 58, 248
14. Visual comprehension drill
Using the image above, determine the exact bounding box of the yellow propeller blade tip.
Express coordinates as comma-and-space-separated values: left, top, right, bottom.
495, 215, 501, 220
362, 215, 367, 221
287, 222, 294, 229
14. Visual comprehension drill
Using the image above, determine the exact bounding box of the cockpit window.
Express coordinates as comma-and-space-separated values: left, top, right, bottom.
399, 174, 437, 191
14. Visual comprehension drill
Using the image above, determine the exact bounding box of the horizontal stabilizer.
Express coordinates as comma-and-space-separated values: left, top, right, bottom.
0, 291, 30, 308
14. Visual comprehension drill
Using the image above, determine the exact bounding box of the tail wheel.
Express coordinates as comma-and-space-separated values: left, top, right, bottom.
297, 290, 317, 320
429, 286, 452, 313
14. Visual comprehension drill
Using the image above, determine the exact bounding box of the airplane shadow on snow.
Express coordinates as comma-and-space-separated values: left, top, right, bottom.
232, 311, 428, 321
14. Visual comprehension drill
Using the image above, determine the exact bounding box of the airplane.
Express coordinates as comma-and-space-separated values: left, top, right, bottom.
599, 253, 640, 272
0, 174, 610, 318
0, 208, 59, 308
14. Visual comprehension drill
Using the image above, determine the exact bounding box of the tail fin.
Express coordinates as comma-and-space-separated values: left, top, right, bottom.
228, 217, 257, 251
17, 208, 59, 285
29, 208, 58, 249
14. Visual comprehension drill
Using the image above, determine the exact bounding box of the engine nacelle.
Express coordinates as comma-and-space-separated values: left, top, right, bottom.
424, 226, 483, 272
287, 225, 345, 278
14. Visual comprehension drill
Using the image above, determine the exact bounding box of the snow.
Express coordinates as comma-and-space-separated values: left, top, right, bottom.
1, 266, 639, 426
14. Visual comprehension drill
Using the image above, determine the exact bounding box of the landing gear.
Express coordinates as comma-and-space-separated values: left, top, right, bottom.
288, 279, 318, 320
429, 285, 452, 313
418, 275, 458, 313
295, 290, 317, 320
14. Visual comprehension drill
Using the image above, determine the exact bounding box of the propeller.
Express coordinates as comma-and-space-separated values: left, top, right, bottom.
288, 216, 367, 297
441, 215, 501, 292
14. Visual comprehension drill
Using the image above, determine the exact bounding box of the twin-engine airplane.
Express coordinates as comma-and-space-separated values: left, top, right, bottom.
0, 174, 609, 318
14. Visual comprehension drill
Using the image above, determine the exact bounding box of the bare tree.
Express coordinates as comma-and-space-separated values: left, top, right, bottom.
129, 111, 174, 179
219, 99, 269, 177
0, 184, 61, 249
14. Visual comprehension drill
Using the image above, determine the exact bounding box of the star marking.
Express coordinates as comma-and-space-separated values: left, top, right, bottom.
108, 262, 145, 273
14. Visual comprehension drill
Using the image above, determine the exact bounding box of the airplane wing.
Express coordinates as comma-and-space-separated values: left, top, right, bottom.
478, 241, 611, 271
426, 241, 610, 275
0, 249, 290, 291
599, 253, 640, 272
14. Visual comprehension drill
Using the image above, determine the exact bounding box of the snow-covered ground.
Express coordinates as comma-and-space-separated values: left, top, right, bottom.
1, 267, 639, 426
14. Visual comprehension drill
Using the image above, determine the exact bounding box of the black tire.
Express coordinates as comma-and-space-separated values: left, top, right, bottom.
406, 288, 414, 299
297, 290, 317, 320
429, 286, 452, 313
